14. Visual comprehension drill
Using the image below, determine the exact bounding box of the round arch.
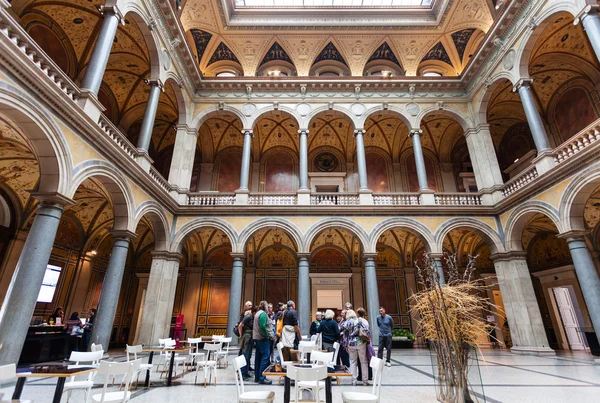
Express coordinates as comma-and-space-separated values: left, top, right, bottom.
559, 164, 600, 232
435, 217, 505, 255
191, 106, 248, 133
248, 106, 303, 131
163, 74, 189, 126
170, 217, 239, 254
368, 217, 437, 254
416, 106, 474, 132
68, 160, 136, 232
237, 218, 303, 255
133, 200, 170, 251
358, 106, 415, 130
504, 201, 562, 252
119, 4, 162, 81
303, 218, 370, 254
473, 72, 517, 125
306, 105, 359, 130
0, 82, 73, 196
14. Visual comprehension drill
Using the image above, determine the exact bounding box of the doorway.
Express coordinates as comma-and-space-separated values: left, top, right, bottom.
309, 273, 351, 321
552, 286, 586, 350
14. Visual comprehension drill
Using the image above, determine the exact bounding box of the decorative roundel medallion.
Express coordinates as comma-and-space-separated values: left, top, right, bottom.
315, 152, 339, 172
161, 49, 171, 70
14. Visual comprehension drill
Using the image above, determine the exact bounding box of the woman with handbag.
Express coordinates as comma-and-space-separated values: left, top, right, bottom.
342, 309, 370, 386
357, 307, 374, 383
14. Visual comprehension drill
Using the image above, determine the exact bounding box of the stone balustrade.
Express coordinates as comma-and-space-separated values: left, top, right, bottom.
248, 193, 297, 205
554, 119, 600, 164
434, 193, 482, 206
502, 166, 539, 197
311, 193, 360, 205
149, 166, 171, 193
373, 193, 421, 205
188, 193, 236, 205
98, 115, 138, 160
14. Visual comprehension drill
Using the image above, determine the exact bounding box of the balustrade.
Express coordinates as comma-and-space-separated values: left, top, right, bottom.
554, 120, 600, 164
434, 193, 482, 206
373, 193, 420, 205
502, 166, 538, 197
310, 193, 360, 205
149, 166, 171, 193
188, 193, 236, 206
248, 193, 297, 205
98, 115, 138, 159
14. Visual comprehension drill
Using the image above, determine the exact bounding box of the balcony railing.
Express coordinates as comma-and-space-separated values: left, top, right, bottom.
311, 193, 360, 205
554, 120, 600, 164
248, 193, 297, 205
98, 115, 138, 160
373, 193, 420, 205
502, 165, 538, 197
149, 166, 171, 193
188, 193, 236, 205
434, 193, 482, 205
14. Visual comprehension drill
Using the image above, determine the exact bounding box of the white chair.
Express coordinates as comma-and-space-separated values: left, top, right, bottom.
332, 342, 341, 364
276, 342, 294, 385
156, 338, 170, 372
298, 351, 335, 402
287, 365, 328, 403
186, 337, 205, 366
195, 342, 222, 387
214, 337, 232, 368
124, 345, 153, 389
233, 356, 275, 403
160, 339, 186, 377
0, 363, 32, 403
298, 342, 316, 364
63, 350, 103, 403
91, 359, 141, 403
342, 357, 385, 403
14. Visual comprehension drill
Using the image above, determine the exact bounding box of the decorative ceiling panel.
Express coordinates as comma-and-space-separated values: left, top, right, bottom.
313, 42, 348, 67
367, 42, 402, 68
451, 28, 476, 61
259, 42, 294, 68
190, 29, 214, 63
208, 41, 241, 66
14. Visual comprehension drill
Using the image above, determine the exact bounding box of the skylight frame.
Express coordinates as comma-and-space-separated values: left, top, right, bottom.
234, 0, 434, 8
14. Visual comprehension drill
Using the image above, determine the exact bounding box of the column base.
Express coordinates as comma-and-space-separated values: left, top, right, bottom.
532, 151, 556, 175
77, 90, 106, 123
419, 191, 435, 205
170, 189, 189, 204
359, 189, 373, 205
510, 346, 556, 356
297, 189, 311, 205
235, 189, 249, 205
135, 150, 154, 172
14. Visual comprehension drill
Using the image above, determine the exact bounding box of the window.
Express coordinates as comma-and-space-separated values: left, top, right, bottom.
216, 71, 237, 77
423, 71, 442, 77
37, 264, 61, 303
234, 0, 433, 7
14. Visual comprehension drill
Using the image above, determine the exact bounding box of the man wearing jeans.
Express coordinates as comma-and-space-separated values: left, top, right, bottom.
377, 307, 394, 367
253, 300, 274, 384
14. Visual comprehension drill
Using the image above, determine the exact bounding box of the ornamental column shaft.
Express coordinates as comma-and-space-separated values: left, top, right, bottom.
136, 81, 162, 152
298, 130, 309, 190
227, 255, 244, 343
354, 130, 369, 190
297, 255, 311, 336
81, 7, 121, 94
580, 10, 600, 63
90, 234, 133, 350
515, 79, 551, 153
364, 255, 380, 345
430, 254, 446, 286
410, 129, 429, 191
0, 196, 70, 365
239, 130, 253, 191
561, 233, 600, 346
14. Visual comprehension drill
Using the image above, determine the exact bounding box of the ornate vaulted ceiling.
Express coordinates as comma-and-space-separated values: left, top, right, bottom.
376, 228, 425, 267
184, 227, 233, 267
181, 0, 493, 76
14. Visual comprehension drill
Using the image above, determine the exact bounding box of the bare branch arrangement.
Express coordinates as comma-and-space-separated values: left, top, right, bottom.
410, 252, 497, 403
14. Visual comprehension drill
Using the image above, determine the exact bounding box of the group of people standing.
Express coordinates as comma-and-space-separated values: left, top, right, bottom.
236, 300, 395, 387
48, 307, 97, 354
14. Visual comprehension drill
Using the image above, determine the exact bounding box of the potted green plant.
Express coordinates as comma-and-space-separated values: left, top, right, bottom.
391, 328, 415, 348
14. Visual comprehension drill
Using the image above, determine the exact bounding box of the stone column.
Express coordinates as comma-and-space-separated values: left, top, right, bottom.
559, 231, 600, 346
430, 253, 446, 286
0, 231, 28, 304
514, 79, 555, 173
354, 129, 369, 191
298, 129, 310, 205
363, 254, 380, 345
168, 125, 199, 203
578, 7, 600, 63
90, 231, 134, 349
410, 129, 435, 205
297, 254, 311, 336
226, 255, 245, 342
491, 252, 554, 355
0, 194, 71, 366
235, 130, 253, 204
137, 252, 182, 345
136, 80, 163, 153
464, 125, 504, 203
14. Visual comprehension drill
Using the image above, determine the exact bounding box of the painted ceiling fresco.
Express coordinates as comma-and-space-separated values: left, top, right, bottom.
367, 42, 403, 70
486, 79, 528, 149
182, 0, 493, 76
310, 227, 362, 267
308, 111, 355, 160
584, 187, 600, 230
246, 227, 298, 267
184, 227, 233, 267
253, 112, 300, 158
376, 228, 425, 267
442, 228, 492, 270
198, 112, 245, 158
259, 42, 294, 68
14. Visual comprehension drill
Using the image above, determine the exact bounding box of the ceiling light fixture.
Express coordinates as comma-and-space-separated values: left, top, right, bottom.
268, 70, 281, 77
90, 250, 97, 256
514, 158, 519, 163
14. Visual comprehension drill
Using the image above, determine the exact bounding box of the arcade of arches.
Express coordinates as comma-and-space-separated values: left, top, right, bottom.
2, 0, 600, 373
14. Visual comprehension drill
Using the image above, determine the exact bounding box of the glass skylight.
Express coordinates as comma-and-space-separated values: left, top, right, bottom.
235, 0, 433, 7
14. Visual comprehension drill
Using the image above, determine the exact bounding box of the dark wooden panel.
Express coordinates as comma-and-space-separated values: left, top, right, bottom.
208, 278, 230, 315
377, 278, 399, 315
265, 278, 289, 306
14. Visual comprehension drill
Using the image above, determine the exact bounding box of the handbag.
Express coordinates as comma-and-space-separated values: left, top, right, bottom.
359, 326, 370, 343
366, 343, 375, 361
233, 323, 240, 337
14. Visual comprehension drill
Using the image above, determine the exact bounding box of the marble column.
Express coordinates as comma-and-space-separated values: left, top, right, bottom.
90, 231, 134, 350
364, 254, 380, 345
297, 254, 311, 336
560, 232, 600, 346
491, 252, 554, 355
430, 253, 446, 286
137, 252, 181, 345
579, 8, 600, 63
239, 130, 253, 191
464, 125, 504, 203
168, 125, 199, 202
0, 194, 71, 366
409, 129, 429, 191
354, 130, 369, 191
136, 80, 162, 152
514, 79, 551, 153
226, 255, 244, 342
80, 6, 121, 94
298, 129, 309, 190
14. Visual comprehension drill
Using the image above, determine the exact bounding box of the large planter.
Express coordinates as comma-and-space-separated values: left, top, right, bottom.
391, 337, 414, 349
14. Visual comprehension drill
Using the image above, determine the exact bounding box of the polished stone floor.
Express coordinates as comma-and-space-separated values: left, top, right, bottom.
1, 348, 599, 402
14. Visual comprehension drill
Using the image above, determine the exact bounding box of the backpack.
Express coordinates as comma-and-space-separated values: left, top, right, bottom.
276, 312, 285, 338
233, 322, 240, 337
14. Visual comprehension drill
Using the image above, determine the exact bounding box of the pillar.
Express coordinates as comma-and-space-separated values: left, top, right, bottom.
409, 129, 429, 191
298, 129, 309, 190
560, 231, 600, 346
168, 125, 199, 202
89, 231, 134, 349
491, 252, 554, 355
137, 252, 182, 345
0, 231, 28, 305
136, 80, 163, 152
0, 194, 72, 365
430, 253, 446, 286
226, 255, 244, 342
579, 8, 600, 63
364, 254, 380, 345
350, 267, 365, 310
235, 130, 253, 204
464, 125, 504, 203
297, 254, 311, 336
354, 129, 369, 191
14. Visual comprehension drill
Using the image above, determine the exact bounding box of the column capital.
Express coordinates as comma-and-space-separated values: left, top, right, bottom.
409, 128, 423, 137
298, 129, 310, 136
556, 230, 589, 242
362, 253, 377, 261
30, 191, 76, 208
513, 78, 533, 92
144, 79, 164, 91
99, 5, 125, 24
176, 124, 198, 136
490, 251, 527, 262
110, 229, 137, 240
354, 129, 365, 136
230, 253, 246, 261
150, 250, 183, 261
429, 253, 444, 260
575, 5, 600, 25
241, 129, 253, 137
297, 253, 311, 261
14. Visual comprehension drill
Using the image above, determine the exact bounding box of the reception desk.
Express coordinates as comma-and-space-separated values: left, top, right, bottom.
19, 325, 68, 364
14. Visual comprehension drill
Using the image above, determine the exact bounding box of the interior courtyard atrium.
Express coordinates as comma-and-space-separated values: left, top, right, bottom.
0, 0, 600, 401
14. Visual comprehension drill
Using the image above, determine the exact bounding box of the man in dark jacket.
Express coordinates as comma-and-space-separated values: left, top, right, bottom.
318, 309, 340, 352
